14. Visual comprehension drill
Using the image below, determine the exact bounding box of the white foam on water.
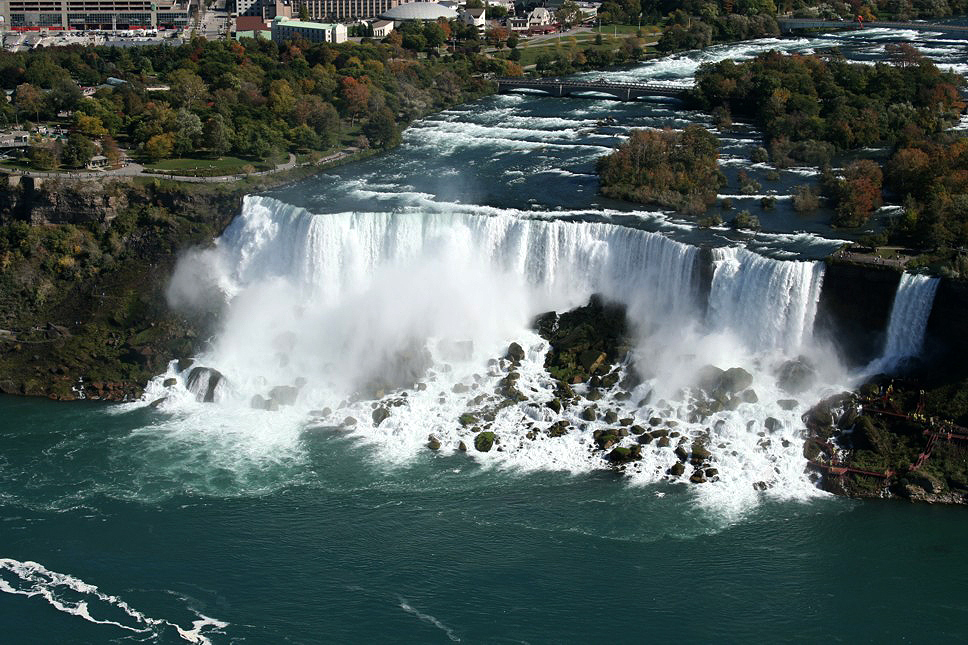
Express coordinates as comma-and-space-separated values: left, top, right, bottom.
0, 558, 227, 644
143, 195, 862, 517
399, 596, 460, 642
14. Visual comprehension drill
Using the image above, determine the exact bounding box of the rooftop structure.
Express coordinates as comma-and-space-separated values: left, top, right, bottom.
271, 15, 347, 42
2, 0, 192, 31
288, 0, 402, 21
380, 1, 457, 21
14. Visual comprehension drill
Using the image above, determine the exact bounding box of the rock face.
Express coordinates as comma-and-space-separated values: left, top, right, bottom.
535, 294, 633, 385
814, 261, 900, 367
803, 380, 968, 505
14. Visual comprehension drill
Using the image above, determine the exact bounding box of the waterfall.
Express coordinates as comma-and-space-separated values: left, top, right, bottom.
180, 194, 703, 323
151, 194, 850, 506
706, 247, 825, 355
872, 272, 939, 370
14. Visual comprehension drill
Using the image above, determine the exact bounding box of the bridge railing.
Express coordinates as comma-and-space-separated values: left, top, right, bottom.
494, 77, 692, 91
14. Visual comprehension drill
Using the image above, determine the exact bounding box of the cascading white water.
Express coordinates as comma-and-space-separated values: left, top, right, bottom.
706, 247, 825, 355
145, 194, 853, 516
868, 272, 939, 371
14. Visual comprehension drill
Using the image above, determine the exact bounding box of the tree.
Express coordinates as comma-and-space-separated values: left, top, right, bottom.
299, 4, 310, 20
507, 32, 519, 48
340, 76, 370, 122
102, 135, 122, 168
168, 69, 209, 110
62, 133, 95, 168
144, 133, 175, 161
46, 78, 83, 114
486, 27, 510, 48
424, 22, 446, 49
28, 136, 61, 170
74, 113, 107, 138
173, 108, 203, 156
14, 83, 44, 123
556, 1, 583, 27
363, 107, 400, 148
132, 101, 178, 145
268, 79, 296, 118
203, 115, 234, 157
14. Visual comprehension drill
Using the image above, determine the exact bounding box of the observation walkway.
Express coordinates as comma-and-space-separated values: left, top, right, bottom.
778, 18, 968, 39
494, 77, 690, 101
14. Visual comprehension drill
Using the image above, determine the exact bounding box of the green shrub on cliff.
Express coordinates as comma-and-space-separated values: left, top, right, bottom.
597, 125, 725, 214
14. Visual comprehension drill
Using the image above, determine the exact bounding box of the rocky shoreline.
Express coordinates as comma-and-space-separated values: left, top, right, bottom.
803, 379, 968, 505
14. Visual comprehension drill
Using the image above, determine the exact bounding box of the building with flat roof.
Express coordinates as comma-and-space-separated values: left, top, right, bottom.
288, 0, 402, 21
370, 17, 392, 37
2, 0, 193, 31
271, 15, 347, 42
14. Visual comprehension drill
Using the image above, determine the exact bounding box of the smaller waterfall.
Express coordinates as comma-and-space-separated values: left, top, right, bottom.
874, 273, 940, 369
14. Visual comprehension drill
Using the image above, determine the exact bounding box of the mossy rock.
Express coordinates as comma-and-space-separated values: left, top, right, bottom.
606, 444, 642, 464
474, 431, 496, 452
459, 413, 478, 426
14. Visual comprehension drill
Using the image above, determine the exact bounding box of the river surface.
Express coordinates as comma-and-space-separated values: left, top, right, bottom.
3, 27, 968, 643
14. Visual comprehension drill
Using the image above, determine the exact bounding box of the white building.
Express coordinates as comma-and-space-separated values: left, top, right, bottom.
271, 16, 348, 43
459, 6, 484, 33
371, 18, 394, 37
528, 7, 551, 27
486, 0, 514, 12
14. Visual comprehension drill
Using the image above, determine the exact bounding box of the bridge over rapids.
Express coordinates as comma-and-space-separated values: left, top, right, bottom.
778, 18, 968, 38
494, 77, 690, 101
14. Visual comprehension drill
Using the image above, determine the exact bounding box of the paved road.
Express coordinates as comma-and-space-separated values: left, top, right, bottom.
5, 150, 354, 183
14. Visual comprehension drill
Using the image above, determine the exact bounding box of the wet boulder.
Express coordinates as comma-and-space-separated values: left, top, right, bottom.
606, 444, 642, 464
474, 431, 496, 452
696, 365, 725, 392
269, 385, 299, 407
547, 420, 570, 437
372, 407, 391, 426
668, 462, 685, 476
720, 367, 753, 394
764, 417, 783, 432
427, 435, 441, 451
505, 342, 526, 365
593, 429, 619, 450
185, 366, 224, 403
777, 358, 817, 394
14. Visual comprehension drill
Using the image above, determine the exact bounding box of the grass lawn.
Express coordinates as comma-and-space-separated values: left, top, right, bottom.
141, 153, 279, 176
0, 158, 34, 171
508, 26, 660, 67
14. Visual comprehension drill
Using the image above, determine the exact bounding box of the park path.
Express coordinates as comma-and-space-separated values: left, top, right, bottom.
3, 150, 353, 183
